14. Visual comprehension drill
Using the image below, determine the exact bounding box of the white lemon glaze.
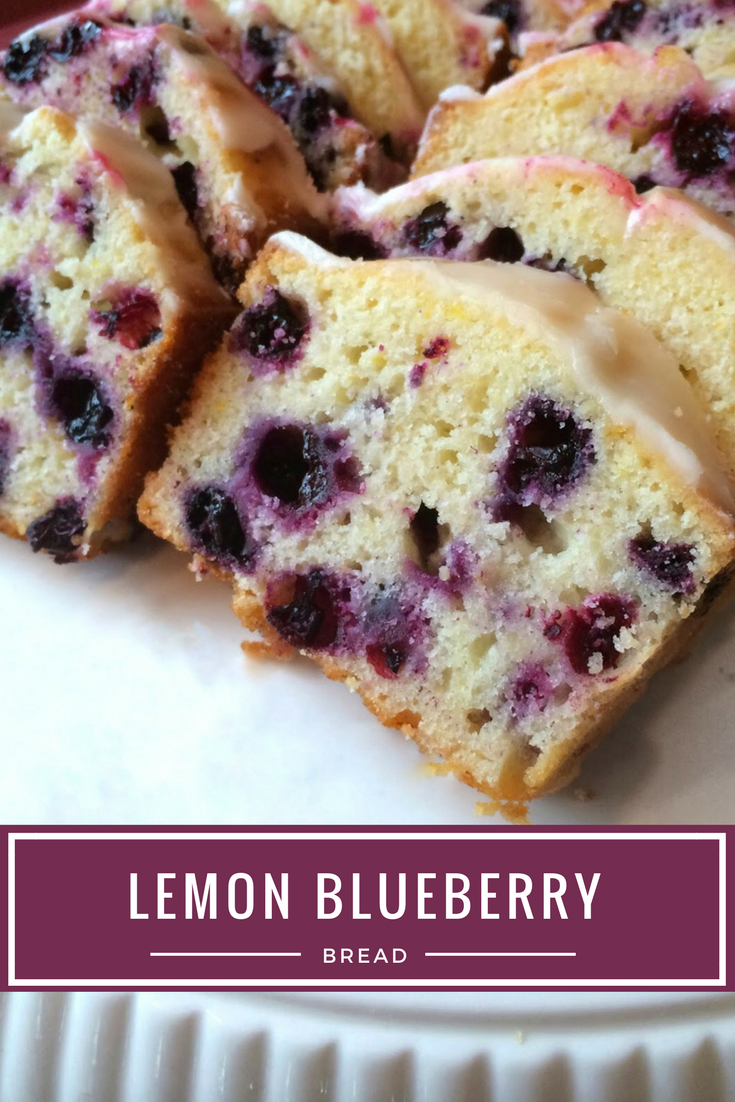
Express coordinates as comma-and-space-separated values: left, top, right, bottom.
274, 231, 735, 514
160, 25, 326, 221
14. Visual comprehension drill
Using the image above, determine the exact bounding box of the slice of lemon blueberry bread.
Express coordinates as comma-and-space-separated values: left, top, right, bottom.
412, 42, 735, 221
333, 156, 735, 479
86, 0, 398, 191
0, 13, 325, 289
223, 0, 426, 164
361, 0, 504, 110
139, 233, 735, 806
523, 0, 735, 77
0, 104, 234, 562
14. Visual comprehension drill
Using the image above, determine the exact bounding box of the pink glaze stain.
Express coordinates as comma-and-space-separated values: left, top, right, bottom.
596, 163, 639, 204
356, 3, 379, 24
606, 99, 637, 134
91, 150, 125, 189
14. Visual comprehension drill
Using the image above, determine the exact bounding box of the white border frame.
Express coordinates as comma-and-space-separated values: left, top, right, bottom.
6, 832, 727, 988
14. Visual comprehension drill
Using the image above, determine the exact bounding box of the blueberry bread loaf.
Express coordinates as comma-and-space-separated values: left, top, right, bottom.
362, 0, 504, 110
412, 42, 735, 221
139, 234, 735, 806
0, 13, 325, 289
0, 105, 234, 562
226, 0, 426, 164
524, 0, 735, 77
88, 0, 398, 190
334, 156, 735, 478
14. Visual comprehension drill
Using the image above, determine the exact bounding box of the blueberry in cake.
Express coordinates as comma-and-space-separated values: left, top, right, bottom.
221, 0, 426, 164
412, 42, 735, 222
0, 12, 325, 290
333, 155, 735, 479
456, 0, 587, 60
357, 0, 504, 110
522, 0, 735, 78
139, 233, 735, 807
0, 104, 233, 562
87, 0, 399, 191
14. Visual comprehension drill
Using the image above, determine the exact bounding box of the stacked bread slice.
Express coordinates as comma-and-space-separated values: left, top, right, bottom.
413, 42, 735, 221
520, 0, 735, 77
0, 104, 233, 560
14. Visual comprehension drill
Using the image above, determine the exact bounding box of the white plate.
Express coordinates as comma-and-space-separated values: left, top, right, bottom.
2, 515, 734, 1100
1, 529, 734, 824
0, 990, 733, 1101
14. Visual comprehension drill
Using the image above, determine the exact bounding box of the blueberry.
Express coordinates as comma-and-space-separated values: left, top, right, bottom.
51, 372, 114, 449
245, 23, 280, 60
297, 85, 347, 134
629, 533, 696, 595
54, 188, 95, 242
403, 202, 463, 255
171, 162, 199, 222
480, 226, 524, 263
481, 0, 521, 32
185, 486, 252, 567
670, 101, 733, 177
366, 641, 406, 678
48, 18, 102, 62
493, 394, 595, 519
27, 498, 86, 561
508, 662, 553, 718
112, 58, 157, 114
423, 336, 450, 359
330, 230, 386, 260
2, 35, 48, 85
231, 288, 308, 365
0, 281, 34, 347
252, 69, 299, 119
93, 289, 162, 350
252, 424, 327, 507
0, 419, 11, 497
594, 0, 647, 40
545, 593, 636, 675
266, 569, 340, 649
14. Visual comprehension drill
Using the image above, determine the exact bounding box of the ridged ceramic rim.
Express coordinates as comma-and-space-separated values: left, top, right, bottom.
0, 991, 733, 1102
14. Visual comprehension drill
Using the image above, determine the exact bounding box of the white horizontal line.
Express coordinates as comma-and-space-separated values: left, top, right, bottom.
149, 952, 302, 958
425, 952, 576, 958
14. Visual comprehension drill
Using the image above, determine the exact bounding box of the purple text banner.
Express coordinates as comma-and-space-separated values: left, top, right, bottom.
4, 827, 729, 991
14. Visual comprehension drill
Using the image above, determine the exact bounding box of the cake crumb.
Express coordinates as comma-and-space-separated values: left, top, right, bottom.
476, 799, 530, 824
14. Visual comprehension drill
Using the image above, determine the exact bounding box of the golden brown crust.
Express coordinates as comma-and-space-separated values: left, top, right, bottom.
92, 302, 236, 544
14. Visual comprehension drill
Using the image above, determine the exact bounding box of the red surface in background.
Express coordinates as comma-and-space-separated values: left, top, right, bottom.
0, 0, 76, 47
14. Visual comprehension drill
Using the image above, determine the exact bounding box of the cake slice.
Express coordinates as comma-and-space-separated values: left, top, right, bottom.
412, 42, 735, 220
333, 156, 735, 479
0, 13, 325, 289
363, 0, 504, 109
139, 233, 735, 807
0, 104, 234, 562
226, 0, 426, 163
87, 0, 399, 190
521, 0, 735, 77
